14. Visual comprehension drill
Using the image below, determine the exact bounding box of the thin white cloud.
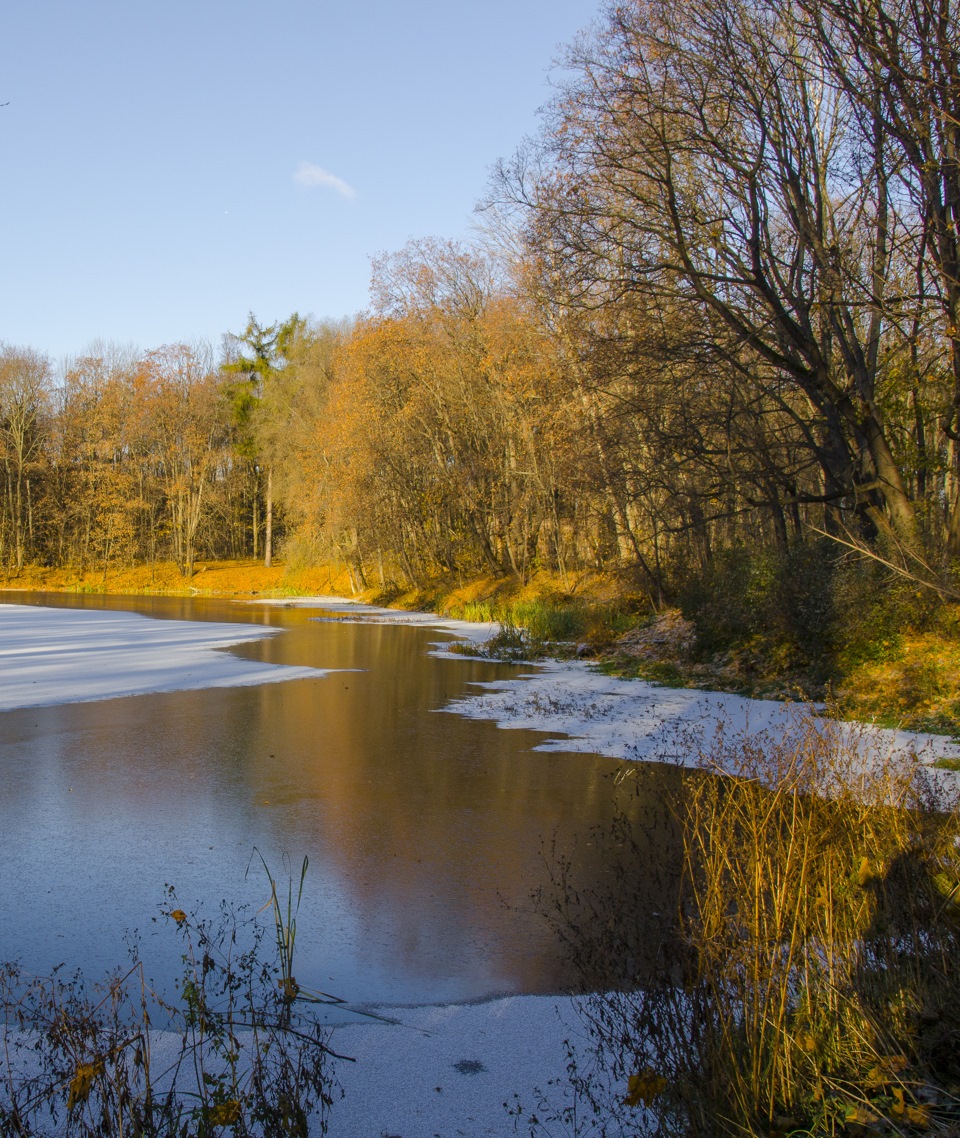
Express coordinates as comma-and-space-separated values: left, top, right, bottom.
293, 161, 356, 199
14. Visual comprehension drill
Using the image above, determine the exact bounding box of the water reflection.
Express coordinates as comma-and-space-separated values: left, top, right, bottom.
0, 593, 684, 1005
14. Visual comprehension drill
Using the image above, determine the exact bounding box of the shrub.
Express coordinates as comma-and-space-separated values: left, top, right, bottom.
677, 540, 941, 691
0, 889, 342, 1136
520, 712, 960, 1136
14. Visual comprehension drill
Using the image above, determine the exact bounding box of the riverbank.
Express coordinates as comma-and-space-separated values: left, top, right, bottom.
6, 556, 960, 746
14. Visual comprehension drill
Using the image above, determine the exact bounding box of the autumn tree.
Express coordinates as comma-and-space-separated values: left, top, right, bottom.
497, 0, 935, 559
51, 348, 153, 571
311, 240, 588, 588
0, 346, 52, 571
138, 344, 227, 577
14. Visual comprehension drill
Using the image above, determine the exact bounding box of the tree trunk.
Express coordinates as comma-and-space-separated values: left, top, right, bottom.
265, 467, 273, 568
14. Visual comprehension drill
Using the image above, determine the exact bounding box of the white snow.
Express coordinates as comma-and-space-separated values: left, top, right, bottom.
0, 603, 329, 710
441, 656, 960, 772
329, 995, 579, 1136
249, 593, 500, 646
1, 995, 584, 1138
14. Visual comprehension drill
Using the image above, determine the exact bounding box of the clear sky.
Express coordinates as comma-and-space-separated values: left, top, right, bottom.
0, 0, 599, 363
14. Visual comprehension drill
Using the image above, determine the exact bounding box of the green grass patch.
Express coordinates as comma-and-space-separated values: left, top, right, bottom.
932, 755, 960, 771
595, 657, 690, 687
447, 595, 648, 658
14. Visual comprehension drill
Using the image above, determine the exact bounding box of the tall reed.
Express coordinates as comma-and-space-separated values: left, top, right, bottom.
522, 713, 960, 1136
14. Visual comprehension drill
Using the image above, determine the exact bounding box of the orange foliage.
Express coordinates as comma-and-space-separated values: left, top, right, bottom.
0, 559, 348, 598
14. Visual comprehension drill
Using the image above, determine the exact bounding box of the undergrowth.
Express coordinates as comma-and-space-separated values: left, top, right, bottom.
0, 870, 346, 1136
514, 712, 960, 1137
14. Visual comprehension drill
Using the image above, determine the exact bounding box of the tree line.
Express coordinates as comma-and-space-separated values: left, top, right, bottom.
3, 0, 958, 603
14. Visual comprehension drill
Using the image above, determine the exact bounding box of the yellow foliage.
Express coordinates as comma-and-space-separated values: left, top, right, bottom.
836, 631, 960, 731
856, 856, 877, 887
904, 1103, 931, 1126
3, 559, 292, 598
67, 1059, 104, 1111
843, 1103, 880, 1125
932, 872, 960, 905
624, 1069, 668, 1107
864, 1054, 907, 1089
205, 1099, 242, 1126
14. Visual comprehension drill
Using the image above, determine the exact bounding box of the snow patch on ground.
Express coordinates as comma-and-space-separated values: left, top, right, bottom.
330, 994, 578, 1136
247, 594, 499, 648
441, 657, 960, 771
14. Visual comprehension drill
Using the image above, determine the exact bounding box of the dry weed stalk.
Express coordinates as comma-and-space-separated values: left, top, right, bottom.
0, 887, 344, 1137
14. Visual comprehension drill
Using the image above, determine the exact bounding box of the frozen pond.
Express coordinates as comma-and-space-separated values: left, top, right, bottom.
0, 592, 679, 1006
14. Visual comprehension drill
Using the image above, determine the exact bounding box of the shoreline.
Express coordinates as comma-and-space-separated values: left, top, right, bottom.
3, 591, 957, 770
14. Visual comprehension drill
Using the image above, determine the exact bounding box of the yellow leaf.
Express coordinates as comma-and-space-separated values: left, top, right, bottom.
67, 1059, 104, 1111
865, 1055, 906, 1089
856, 857, 876, 886
206, 1100, 242, 1126
891, 1086, 905, 1116
844, 1105, 880, 1124
625, 1069, 668, 1107
864, 1065, 886, 1089
168, 909, 187, 924
905, 1103, 930, 1126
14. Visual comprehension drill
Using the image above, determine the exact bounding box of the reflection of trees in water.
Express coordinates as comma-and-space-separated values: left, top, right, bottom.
197, 616, 684, 997
532, 762, 688, 993
245, 635, 684, 994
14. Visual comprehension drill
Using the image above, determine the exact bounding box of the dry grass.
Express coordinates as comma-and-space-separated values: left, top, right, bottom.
835, 633, 960, 736
0, 559, 357, 599
0, 891, 341, 1136
521, 713, 960, 1137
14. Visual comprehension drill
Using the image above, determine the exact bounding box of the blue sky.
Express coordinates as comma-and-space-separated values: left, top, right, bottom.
0, 1, 599, 362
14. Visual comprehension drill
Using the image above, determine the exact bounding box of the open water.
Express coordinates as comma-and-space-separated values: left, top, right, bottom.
0, 592, 679, 1006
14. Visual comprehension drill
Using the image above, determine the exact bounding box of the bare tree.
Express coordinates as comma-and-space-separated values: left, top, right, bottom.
497, 0, 929, 551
